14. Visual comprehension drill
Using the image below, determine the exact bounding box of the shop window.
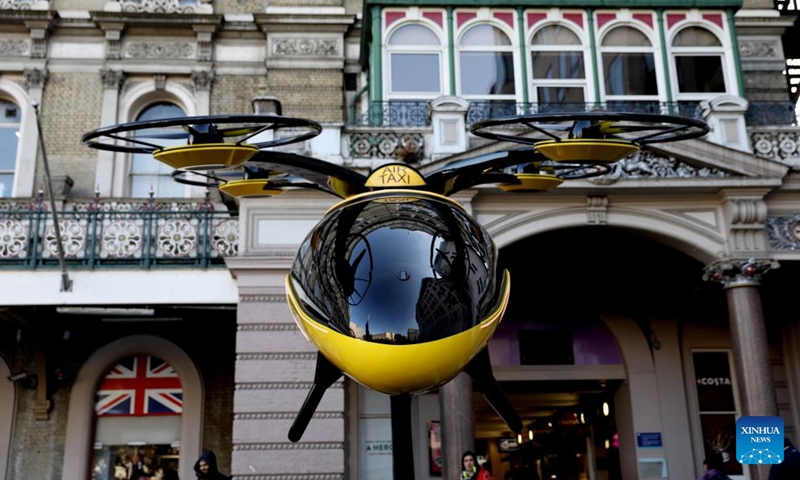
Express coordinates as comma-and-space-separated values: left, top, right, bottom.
530, 25, 586, 109
672, 27, 726, 95
458, 24, 516, 97
91, 354, 182, 480
129, 103, 186, 198
358, 386, 393, 479
600, 26, 658, 98
691, 350, 742, 477
0, 98, 21, 197
387, 24, 442, 96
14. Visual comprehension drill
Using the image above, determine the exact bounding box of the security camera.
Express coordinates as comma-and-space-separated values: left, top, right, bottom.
7, 372, 28, 382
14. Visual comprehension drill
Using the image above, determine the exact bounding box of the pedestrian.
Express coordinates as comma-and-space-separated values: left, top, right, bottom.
194, 451, 230, 480
768, 437, 800, 480
698, 451, 731, 480
461, 451, 492, 480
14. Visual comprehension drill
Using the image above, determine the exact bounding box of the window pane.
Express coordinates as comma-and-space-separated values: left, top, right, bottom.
603, 52, 658, 95
532, 25, 582, 46
461, 25, 511, 46
158, 176, 185, 197
0, 174, 12, 197
673, 27, 721, 47
388, 24, 440, 46
137, 103, 184, 122
537, 87, 585, 104
391, 54, 441, 93
676, 56, 725, 93
131, 175, 158, 197
0, 127, 18, 170
531, 51, 585, 79
460, 52, 516, 95
602, 27, 651, 47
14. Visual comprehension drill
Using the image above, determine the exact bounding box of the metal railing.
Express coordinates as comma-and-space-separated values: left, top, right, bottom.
0, 196, 238, 269
745, 101, 798, 126
465, 101, 704, 124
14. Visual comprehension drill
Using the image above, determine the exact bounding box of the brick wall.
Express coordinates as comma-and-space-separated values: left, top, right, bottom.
37, 73, 103, 198
267, 69, 344, 123
211, 75, 269, 115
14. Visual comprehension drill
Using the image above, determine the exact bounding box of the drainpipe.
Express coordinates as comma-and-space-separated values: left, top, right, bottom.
349, 83, 369, 124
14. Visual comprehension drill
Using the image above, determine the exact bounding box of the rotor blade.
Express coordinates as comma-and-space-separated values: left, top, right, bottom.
424, 149, 548, 196
104, 133, 168, 151
288, 353, 343, 442
248, 150, 369, 198
464, 347, 523, 434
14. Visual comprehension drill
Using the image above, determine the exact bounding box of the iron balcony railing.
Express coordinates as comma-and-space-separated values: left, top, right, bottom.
0, 196, 238, 269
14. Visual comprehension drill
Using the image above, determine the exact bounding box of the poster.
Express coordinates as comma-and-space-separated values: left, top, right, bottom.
429, 421, 442, 476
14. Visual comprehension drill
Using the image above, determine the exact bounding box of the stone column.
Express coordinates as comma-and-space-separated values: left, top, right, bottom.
703, 258, 779, 480
95, 69, 125, 197
439, 372, 474, 480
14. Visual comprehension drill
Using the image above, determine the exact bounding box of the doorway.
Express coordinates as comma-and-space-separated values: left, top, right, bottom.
474, 381, 621, 480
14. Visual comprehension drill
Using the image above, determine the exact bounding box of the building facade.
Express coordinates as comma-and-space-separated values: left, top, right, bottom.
0, 0, 799, 480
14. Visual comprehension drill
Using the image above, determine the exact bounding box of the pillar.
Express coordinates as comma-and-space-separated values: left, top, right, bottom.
95, 69, 125, 196
439, 372, 474, 479
703, 257, 780, 480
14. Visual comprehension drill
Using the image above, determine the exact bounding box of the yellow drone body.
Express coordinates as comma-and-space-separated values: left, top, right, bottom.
285, 190, 511, 395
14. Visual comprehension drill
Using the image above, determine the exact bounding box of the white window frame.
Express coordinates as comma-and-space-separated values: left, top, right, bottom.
597, 22, 665, 103
0, 79, 37, 198
383, 16, 446, 100
455, 12, 519, 102
528, 21, 590, 106
668, 18, 732, 102
114, 78, 200, 198
0, 97, 21, 198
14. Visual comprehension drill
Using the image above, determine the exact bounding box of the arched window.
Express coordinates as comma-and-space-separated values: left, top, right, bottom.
386, 24, 443, 97
0, 98, 21, 198
530, 25, 586, 108
671, 26, 726, 97
600, 26, 658, 99
90, 354, 183, 480
458, 24, 516, 98
129, 103, 186, 198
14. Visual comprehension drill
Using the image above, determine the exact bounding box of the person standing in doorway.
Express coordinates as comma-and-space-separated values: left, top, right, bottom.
461, 451, 493, 480
698, 451, 732, 480
194, 451, 230, 480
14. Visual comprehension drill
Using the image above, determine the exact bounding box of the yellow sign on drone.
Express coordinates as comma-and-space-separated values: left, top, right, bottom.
365, 164, 426, 188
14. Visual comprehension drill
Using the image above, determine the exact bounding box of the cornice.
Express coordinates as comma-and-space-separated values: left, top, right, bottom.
90, 11, 223, 27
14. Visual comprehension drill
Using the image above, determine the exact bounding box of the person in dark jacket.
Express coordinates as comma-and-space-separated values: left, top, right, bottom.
768, 437, 800, 480
194, 451, 230, 480
699, 451, 732, 480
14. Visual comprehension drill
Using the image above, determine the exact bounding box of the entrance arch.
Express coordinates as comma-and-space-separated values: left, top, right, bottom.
0, 354, 14, 480
62, 335, 203, 480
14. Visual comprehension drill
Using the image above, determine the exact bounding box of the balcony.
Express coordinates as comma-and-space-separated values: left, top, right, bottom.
0, 196, 237, 269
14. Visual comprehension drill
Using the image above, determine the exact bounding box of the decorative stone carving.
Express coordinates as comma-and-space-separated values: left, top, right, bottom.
154, 74, 166, 91
116, 0, 211, 14
751, 128, 800, 165
0, 40, 30, 57
0, 0, 35, 10
586, 196, 608, 225
739, 41, 780, 58
725, 199, 768, 253
101, 69, 126, 90
703, 257, 779, 287
0, 219, 28, 259
156, 218, 197, 258
349, 132, 425, 160
23, 68, 47, 90
124, 42, 195, 59
103, 28, 123, 60
101, 219, 143, 258
212, 219, 238, 257
43, 219, 86, 259
767, 214, 800, 251
191, 70, 214, 91
587, 150, 728, 185
272, 38, 339, 57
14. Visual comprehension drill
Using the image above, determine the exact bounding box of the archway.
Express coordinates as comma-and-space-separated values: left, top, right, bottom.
0, 354, 15, 480
62, 335, 203, 480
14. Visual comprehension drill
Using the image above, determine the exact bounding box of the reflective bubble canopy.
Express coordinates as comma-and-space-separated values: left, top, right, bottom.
290, 192, 504, 345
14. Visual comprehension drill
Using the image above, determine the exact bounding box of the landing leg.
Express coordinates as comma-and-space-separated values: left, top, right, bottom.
390, 394, 415, 480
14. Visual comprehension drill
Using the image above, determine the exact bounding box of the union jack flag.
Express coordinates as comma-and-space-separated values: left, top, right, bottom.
95, 355, 183, 416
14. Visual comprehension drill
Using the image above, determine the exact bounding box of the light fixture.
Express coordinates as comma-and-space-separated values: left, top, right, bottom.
56, 307, 154, 316
547, 422, 552, 428
602, 402, 610, 417
517, 433, 523, 444
580, 413, 585, 424
7, 371, 38, 389
605, 439, 610, 449
528, 430, 534, 441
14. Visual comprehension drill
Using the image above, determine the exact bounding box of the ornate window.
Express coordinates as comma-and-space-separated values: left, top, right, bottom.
530, 25, 587, 109
386, 24, 443, 98
671, 26, 727, 98
129, 103, 186, 198
0, 99, 20, 198
458, 24, 516, 99
90, 354, 183, 480
600, 26, 659, 100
